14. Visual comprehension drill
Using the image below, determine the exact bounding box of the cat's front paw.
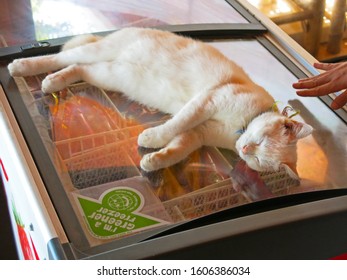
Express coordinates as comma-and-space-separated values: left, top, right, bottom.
8, 59, 30, 77
138, 127, 171, 148
140, 153, 162, 171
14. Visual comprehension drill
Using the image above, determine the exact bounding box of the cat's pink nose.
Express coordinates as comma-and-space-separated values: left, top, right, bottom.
242, 144, 256, 155
242, 145, 250, 154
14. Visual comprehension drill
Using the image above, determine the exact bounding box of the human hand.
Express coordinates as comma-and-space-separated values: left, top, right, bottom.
292, 62, 347, 110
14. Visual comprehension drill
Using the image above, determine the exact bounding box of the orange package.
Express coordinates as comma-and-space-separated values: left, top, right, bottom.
49, 94, 141, 163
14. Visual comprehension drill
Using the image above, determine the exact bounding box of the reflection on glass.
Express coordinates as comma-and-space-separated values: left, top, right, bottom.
247, 0, 347, 25
247, 0, 301, 17
30, 0, 248, 41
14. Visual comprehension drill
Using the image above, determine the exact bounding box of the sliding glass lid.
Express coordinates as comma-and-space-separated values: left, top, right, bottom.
7, 36, 347, 248
29, 0, 248, 43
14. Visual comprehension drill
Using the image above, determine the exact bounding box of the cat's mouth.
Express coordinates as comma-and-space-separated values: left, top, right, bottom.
238, 150, 260, 169
238, 148, 275, 173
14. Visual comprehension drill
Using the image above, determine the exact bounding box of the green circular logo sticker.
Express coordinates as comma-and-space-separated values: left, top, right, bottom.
105, 189, 141, 212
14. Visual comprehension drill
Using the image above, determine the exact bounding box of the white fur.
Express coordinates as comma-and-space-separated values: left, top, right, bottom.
8, 27, 313, 178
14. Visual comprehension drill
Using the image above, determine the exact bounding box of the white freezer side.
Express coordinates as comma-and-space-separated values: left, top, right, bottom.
0, 85, 68, 259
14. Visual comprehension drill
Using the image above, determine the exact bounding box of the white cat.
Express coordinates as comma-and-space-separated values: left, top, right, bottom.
8, 27, 313, 179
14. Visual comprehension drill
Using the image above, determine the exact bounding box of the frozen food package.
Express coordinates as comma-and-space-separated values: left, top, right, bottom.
50, 86, 141, 159
47, 85, 149, 188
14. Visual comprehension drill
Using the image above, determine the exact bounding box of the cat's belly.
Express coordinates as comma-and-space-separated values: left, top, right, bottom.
121, 84, 192, 115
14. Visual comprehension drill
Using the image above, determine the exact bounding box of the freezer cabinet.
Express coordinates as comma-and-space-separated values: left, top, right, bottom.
0, 0, 347, 259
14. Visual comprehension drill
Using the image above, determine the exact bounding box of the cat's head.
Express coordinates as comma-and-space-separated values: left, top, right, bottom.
235, 110, 313, 180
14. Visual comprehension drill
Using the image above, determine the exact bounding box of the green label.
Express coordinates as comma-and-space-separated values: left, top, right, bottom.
76, 187, 165, 239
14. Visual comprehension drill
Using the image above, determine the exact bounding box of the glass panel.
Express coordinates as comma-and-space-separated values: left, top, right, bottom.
212, 40, 347, 190
31, 0, 248, 41
12, 38, 347, 250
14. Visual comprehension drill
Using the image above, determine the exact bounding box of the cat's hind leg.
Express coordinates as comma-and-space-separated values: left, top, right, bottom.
140, 129, 203, 171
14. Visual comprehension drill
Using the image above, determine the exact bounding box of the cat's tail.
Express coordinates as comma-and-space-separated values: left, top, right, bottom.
62, 34, 102, 51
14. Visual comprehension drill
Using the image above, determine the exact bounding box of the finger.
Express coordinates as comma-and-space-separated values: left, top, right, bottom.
292, 79, 315, 89
331, 90, 347, 110
294, 63, 339, 84
292, 76, 320, 87
293, 77, 311, 84
292, 74, 331, 89
296, 83, 337, 97
313, 62, 339, 71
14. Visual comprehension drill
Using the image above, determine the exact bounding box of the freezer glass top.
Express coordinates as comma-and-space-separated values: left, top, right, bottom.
31, 0, 248, 41
9, 35, 347, 250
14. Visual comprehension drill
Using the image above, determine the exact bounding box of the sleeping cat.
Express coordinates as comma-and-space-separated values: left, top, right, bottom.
8, 27, 313, 179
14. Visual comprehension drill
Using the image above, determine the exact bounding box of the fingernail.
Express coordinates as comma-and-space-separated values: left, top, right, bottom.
331, 101, 340, 110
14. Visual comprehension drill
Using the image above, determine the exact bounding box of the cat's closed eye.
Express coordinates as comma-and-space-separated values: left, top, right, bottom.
257, 138, 264, 146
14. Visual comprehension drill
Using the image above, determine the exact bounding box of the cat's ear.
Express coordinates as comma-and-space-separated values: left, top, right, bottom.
281, 162, 299, 180
284, 119, 313, 140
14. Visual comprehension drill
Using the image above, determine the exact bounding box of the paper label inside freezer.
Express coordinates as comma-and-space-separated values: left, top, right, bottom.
75, 186, 169, 239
